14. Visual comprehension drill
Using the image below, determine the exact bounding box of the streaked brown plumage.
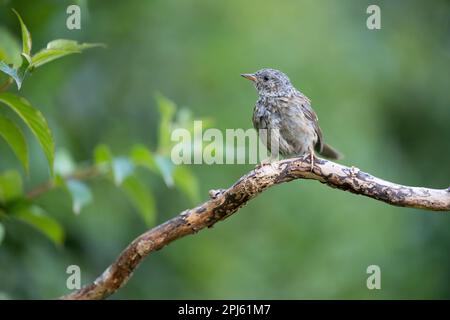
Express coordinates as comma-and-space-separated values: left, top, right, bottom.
241, 68, 341, 166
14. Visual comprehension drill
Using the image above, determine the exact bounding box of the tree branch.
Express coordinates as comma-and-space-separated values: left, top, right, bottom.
60, 156, 450, 300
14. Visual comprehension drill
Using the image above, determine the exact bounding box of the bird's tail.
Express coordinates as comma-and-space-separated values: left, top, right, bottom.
318, 143, 343, 160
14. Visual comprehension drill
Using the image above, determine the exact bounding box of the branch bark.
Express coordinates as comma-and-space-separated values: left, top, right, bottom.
61, 156, 450, 300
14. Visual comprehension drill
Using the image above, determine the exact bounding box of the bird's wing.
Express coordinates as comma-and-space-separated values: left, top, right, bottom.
291, 94, 324, 153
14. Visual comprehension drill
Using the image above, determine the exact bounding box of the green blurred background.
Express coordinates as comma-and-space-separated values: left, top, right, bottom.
0, 0, 449, 299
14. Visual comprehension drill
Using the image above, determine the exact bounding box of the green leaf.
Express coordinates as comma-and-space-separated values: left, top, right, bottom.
53, 174, 66, 188
0, 93, 54, 174
133, 148, 174, 188
66, 180, 93, 215
12, 9, 32, 56
46, 39, 105, 51
0, 61, 17, 83
94, 146, 134, 185
112, 157, 134, 186
31, 49, 77, 68
54, 149, 75, 176
21, 52, 32, 65
0, 27, 22, 66
0, 170, 22, 204
0, 60, 29, 90
93, 144, 115, 181
94, 144, 113, 165
122, 175, 156, 226
131, 144, 157, 172
155, 93, 176, 153
0, 53, 31, 89
0, 222, 5, 246
31, 39, 104, 68
155, 155, 174, 187
13, 205, 64, 245
173, 166, 200, 203
0, 114, 28, 173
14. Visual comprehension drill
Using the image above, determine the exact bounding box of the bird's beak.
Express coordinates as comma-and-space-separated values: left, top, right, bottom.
241, 73, 257, 82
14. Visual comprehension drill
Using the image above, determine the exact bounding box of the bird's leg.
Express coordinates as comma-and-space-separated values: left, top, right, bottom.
308, 147, 315, 172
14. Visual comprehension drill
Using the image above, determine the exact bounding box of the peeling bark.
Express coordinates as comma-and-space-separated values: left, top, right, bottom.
61, 156, 450, 300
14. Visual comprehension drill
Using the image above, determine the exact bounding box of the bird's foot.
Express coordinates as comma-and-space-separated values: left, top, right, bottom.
349, 166, 360, 177
305, 150, 315, 172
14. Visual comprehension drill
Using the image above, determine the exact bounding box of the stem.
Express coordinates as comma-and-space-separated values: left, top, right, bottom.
0, 77, 13, 93
26, 166, 101, 199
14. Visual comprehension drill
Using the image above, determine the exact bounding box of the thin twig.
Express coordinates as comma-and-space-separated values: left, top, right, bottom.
0, 77, 13, 93
60, 156, 450, 300
26, 166, 100, 199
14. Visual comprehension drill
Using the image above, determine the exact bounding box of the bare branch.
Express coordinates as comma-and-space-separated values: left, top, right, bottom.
61, 156, 450, 300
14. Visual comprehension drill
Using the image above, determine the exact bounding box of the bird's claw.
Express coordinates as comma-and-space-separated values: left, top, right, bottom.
350, 166, 360, 177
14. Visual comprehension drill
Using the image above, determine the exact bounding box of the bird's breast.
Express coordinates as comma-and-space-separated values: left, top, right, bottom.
253, 97, 282, 130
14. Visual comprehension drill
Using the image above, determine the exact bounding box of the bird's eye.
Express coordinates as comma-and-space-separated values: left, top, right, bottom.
263, 76, 269, 82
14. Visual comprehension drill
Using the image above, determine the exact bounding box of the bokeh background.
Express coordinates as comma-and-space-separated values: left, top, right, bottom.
0, 0, 449, 299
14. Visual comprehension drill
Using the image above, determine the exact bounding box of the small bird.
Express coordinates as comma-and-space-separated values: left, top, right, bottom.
241, 68, 341, 169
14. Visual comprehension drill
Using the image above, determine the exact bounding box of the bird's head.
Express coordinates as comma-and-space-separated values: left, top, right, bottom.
241, 68, 294, 97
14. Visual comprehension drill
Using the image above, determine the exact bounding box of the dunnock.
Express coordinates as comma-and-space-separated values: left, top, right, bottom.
241, 68, 341, 169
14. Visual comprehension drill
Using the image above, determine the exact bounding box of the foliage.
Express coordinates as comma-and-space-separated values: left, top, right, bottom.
0, 10, 101, 173
0, 1, 449, 300
0, 10, 104, 90
0, 10, 199, 246
0, 92, 54, 173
